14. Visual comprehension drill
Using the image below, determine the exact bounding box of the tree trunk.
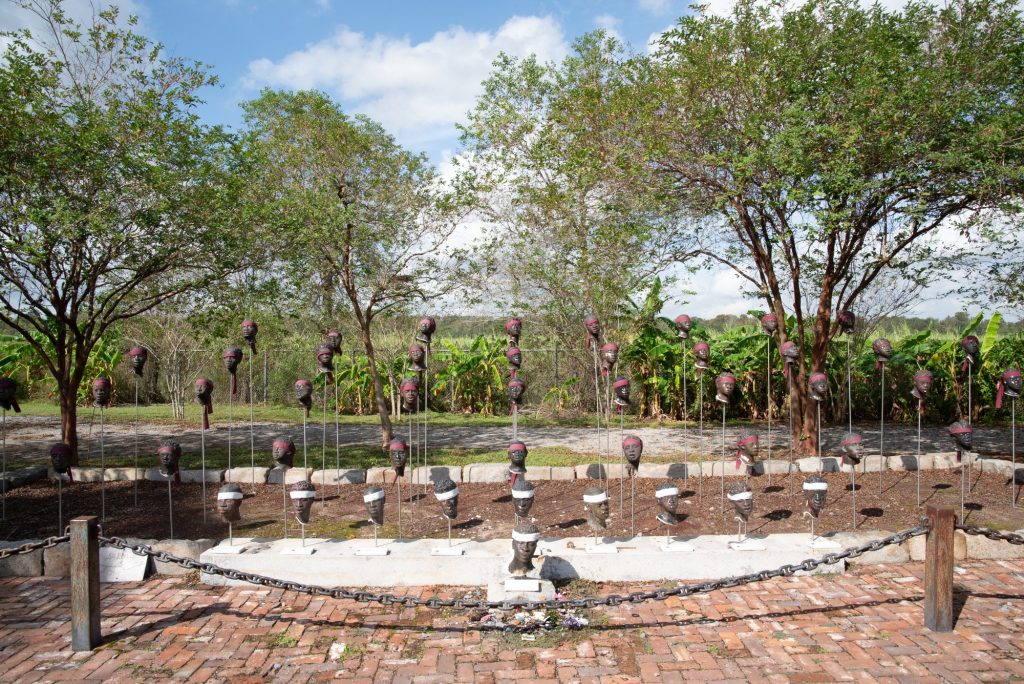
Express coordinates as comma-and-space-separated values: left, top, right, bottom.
59, 387, 80, 465
359, 323, 393, 448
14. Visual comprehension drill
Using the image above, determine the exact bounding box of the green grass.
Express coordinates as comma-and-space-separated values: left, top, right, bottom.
14, 400, 743, 431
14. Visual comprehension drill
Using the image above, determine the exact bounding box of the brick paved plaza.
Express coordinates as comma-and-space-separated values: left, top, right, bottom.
1, 560, 1023, 683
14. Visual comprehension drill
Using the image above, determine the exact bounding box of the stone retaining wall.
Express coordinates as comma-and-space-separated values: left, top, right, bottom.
35, 451, 1017, 486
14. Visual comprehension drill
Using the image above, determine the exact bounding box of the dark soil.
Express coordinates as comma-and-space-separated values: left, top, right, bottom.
2, 468, 1021, 542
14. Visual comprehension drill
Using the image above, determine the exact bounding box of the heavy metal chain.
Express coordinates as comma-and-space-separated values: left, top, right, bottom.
99, 523, 928, 611
0, 535, 70, 560
956, 525, 1024, 546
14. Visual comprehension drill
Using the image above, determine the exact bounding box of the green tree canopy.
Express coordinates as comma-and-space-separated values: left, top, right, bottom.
0, 0, 247, 459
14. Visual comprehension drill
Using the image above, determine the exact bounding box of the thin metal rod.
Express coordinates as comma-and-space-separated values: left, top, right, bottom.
1, 410, 6, 521
227, 378, 233, 472
302, 410, 308, 471
630, 473, 635, 537
880, 365, 885, 495
167, 477, 173, 540
321, 380, 327, 508
99, 407, 106, 522
816, 402, 821, 475
847, 337, 852, 433
409, 413, 414, 511
133, 379, 139, 507
282, 480, 287, 539
397, 476, 403, 540
851, 464, 856, 530
1013, 399, 1017, 510
335, 378, 341, 498
423, 343, 430, 496
58, 475, 63, 535
967, 364, 973, 492
605, 372, 611, 490
766, 335, 772, 487
720, 403, 726, 517
682, 339, 688, 481
619, 411, 625, 520
229, 521, 233, 546
200, 413, 207, 524
373, 523, 378, 546
698, 373, 704, 502
447, 517, 452, 547
592, 344, 602, 483
921, 401, 929, 507
301, 524, 305, 547
961, 453, 965, 521
249, 354, 255, 494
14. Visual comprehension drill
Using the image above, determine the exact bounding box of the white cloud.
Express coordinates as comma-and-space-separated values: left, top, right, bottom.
638, 0, 673, 15
243, 16, 569, 150
594, 14, 623, 42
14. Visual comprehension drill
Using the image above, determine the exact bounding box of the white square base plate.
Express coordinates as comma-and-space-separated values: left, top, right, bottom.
808, 537, 842, 550
505, 578, 540, 592
354, 546, 391, 556
281, 546, 316, 555
585, 544, 619, 554
729, 539, 767, 551
431, 546, 465, 556
659, 542, 695, 553
212, 544, 247, 554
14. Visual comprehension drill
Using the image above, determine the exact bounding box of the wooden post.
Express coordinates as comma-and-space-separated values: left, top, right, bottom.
924, 505, 955, 632
70, 516, 101, 651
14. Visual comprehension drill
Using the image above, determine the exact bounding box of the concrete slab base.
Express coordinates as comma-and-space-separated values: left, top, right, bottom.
659, 542, 695, 553
201, 533, 848, 588
584, 543, 619, 554
808, 537, 842, 550
431, 545, 466, 556
487, 578, 556, 603
281, 546, 316, 555
729, 538, 767, 551
354, 546, 391, 556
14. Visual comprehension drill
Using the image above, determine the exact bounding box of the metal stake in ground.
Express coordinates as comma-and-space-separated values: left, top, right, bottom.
682, 338, 689, 481
200, 411, 207, 523
167, 478, 174, 540
99, 406, 106, 521
1, 409, 5, 521
720, 403, 726, 516
1013, 398, 1017, 509
335, 377, 341, 498
248, 353, 255, 494
698, 372, 704, 501
423, 343, 430, 496
133, 378, 140, 507
321, 382, 328, 509
880, 364, 885, 495
766, 333, 773, 487
917, 400, 923, 507
592, 342, 603, 483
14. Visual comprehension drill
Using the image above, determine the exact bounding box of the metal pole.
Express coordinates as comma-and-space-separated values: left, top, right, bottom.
227, 379, 233, 472
302, 410, 308, 471
967, 364, 973, 491
424, 343, 430, 495
70, 516, 101, 652
397, 476, 403, 540
851, 462, 857, 530
816, 402, 821, 475
167, 477, 173, 540
58, 476, 63, 535
630, 472, 635, 537
924, 505, 955, 632
1013, 399, 1017, 509
1, 409, 5, 521
133, 379, 139, 507
282, 480, 287, 539
201, 413, 207, 523
249, 354, 255, 494
619, 410, 625, 521
880, 365, 885, 495
698, 373, 704, 502
921, 401, 929, 507
321, 381, 327, 508
99, 407, 105, 522
335, 377, 341, 498
766, 335, 772, 487
720, 403, 726, 517
847, 337, 852, 433
682, 339, 688, 481
592, 345, 602, 483
605, 372, 612, 490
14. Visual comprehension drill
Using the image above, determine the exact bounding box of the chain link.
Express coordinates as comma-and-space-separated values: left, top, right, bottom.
956, 525, 1024, 546
0, 535, 70, 560
98, 523, 928, 610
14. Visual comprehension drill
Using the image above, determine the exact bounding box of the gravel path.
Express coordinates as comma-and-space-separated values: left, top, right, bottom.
0, 413, 1018, 461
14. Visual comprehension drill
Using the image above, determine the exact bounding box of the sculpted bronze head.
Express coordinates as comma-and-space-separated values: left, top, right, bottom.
50, 443, 73, 481
622, 435, 643, 473
997, 368, 1022, 409
434, 477, 459, 520
0, 377, 21, 413
315, 343, 335, 380
511, 477, 535, 518
948, 421, 973, 462
802, 475, 827, 519
583, 486, 610, 533
584, 315, 601, 348
911, 370, 933, 403
808, 372, 828, 402
294, 379, 313, 417
508, 441, 528, 483
272, 436, 295, 470
693, 341, 710, 371
735, 431, 759, 470
872, 338, 893, 368
416, 317, 437, 345
960, 335, 980, 369
92, 376, 112, 407
363, 485, 385, 526
655, 483, 679, 526
128, 347, 148, 377
223, 347, 243, 395
601, 343, 619, 377
674, 314, 692, 339
837, 310, 856, 335
241, 319, 258, 353
325, 329, 343, 354
194, 378, 213, 428
715, 373, 737, 404
728, 481, 753, 523
839, 433, 863, 466
505, 317, 522, 345
289, 480, 316, 525
400, 378, 419, 413
505, 347, 522, 372
217, 483, 243, 523
389, 438, 408, 477
508, 378, 526, 408
760, 313, 778, 335
613, 375, 630, 409
158, 441, 182, 481
509, 523, 541, 577
407, 343, 427, 373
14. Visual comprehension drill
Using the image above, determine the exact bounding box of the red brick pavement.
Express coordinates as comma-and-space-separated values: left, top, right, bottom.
2, 560, 1024, 683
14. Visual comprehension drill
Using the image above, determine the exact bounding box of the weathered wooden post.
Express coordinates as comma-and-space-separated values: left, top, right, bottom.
924, 505, 955, 632
70, 516, 101, 651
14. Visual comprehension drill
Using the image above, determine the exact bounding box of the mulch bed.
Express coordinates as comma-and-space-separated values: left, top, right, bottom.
3, 466, 1022, 542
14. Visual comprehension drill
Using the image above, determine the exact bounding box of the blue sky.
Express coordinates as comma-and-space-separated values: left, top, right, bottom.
137, 0, 687, 163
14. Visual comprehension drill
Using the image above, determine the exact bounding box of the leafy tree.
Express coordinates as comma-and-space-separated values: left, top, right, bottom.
636, 0, 1024, 452
460, 33, 693, 405
241, 89, 470, 448
0, 0, 246, 461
